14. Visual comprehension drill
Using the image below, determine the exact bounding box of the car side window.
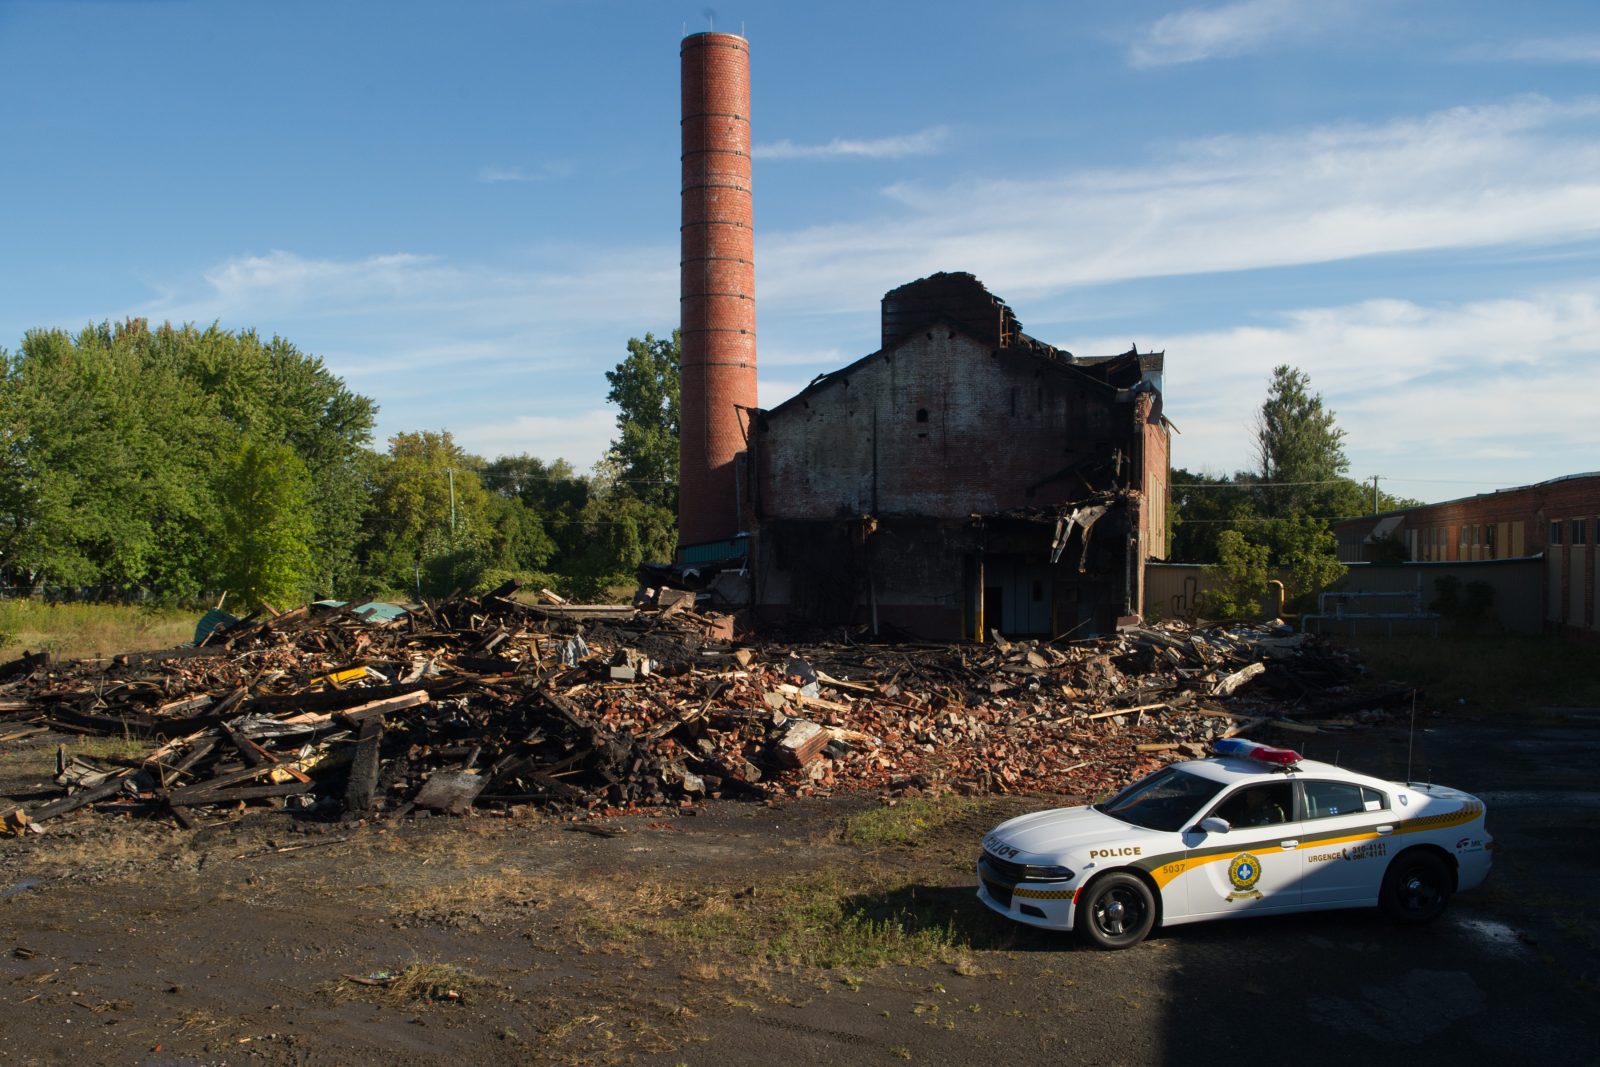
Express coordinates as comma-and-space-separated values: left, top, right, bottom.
1302, 780, 1379, 820
1212, 783, 1294, 828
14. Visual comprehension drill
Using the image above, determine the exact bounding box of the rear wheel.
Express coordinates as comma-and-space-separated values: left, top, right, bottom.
1381, 851, 1453, 925
1076, 872, 1156, 949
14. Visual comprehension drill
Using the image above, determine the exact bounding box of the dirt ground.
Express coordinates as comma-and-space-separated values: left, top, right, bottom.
2, 711, 1598, 1067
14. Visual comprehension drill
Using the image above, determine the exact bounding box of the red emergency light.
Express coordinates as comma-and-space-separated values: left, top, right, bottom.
1212, 738, 1302, 766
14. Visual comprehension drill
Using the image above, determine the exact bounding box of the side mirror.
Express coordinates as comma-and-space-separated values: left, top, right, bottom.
1199, 816, 1231, 834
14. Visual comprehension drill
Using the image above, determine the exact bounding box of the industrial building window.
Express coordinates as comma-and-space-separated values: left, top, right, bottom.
1550, 521, 1563, 545
1485, 524, 1497, 558
1574, 519, 1589, 545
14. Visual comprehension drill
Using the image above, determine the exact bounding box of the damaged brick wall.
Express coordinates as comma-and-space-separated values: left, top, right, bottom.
752, 330, 1124, 520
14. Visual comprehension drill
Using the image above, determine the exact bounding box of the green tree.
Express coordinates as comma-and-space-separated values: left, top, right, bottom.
1261, 513, 1346, 608
479, 453, 590, 569
602, 331, 680, 512
1197, 529, 1271, 618
1169, 468, 1258, 563
360, 431, 492, 596
217, 440, 315, 606
0, 319, 374, 599
1253, 365, 1360, 520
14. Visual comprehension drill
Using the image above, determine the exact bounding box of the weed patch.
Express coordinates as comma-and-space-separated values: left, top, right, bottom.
845, 795, 986, 848
0, 601, 194, 661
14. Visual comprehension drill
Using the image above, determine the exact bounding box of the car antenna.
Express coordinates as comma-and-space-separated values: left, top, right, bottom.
1405, 689, 1417, 784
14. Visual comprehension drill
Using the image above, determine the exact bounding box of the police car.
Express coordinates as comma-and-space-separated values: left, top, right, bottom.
976, 739, 1492, 949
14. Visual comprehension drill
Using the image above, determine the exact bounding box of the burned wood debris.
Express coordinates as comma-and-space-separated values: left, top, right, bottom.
0, 586, 1377, 834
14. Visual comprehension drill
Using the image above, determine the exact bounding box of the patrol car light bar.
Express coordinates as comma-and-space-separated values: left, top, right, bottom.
1212, 738, 1302, 766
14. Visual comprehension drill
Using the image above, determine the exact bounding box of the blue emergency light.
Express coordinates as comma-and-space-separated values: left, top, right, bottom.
1213, 737, 1302, 766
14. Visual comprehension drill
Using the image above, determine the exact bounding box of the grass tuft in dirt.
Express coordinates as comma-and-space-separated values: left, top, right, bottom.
62, 735, 155, 761
845, 795, 984, 848
330, 962, 504, 1004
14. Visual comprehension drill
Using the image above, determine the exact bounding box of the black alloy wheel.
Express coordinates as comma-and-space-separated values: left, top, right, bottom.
1381, 851, 1453, 925
1076, 872, 1156, 950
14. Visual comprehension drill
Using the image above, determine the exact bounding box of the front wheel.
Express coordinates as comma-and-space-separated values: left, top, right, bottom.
1076, 872, 1156, 949
1381, 851, 1453, 925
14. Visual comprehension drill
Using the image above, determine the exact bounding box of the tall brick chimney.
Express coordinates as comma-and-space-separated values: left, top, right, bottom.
679, 31, 756, 549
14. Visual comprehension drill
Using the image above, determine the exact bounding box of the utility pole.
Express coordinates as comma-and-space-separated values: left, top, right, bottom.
1371, 474, 1380, 515
447, 467, 457, 535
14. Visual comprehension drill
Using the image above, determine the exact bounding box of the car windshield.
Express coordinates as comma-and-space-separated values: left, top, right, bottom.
1094, 766, 1226, 832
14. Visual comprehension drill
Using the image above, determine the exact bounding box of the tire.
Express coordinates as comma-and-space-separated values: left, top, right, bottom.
1075, 872, 1157, 950
1381, 851, 1453, 925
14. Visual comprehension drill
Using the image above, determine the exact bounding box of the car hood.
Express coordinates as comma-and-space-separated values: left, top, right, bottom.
983, 805, 1159, 861
1398, 782, 1488, 824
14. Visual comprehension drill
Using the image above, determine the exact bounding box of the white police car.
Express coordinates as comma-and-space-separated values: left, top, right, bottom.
976, 739, 1492, 949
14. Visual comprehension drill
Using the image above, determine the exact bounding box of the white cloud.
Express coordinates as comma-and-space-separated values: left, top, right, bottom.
1080, 287, 1600, 498
756, 95, 1600, 316
161, 247, 675, 339
448, 409, 616, 470
754, 125, 949, 161
140, 246, 677, 471
135, 97, 1600, 480
1129, 0, 1340, 67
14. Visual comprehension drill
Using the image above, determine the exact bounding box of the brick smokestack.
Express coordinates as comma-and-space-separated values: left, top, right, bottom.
679, 31, 756, 548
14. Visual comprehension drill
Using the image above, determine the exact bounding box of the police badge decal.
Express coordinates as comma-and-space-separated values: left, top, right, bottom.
1226, 853, 1263, 901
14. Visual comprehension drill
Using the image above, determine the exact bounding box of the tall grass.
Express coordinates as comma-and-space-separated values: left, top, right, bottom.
1342, 633, 1600, 715
0, 600, 197, 661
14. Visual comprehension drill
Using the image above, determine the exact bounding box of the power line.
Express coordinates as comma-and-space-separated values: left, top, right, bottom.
1173, 479, 1350, 489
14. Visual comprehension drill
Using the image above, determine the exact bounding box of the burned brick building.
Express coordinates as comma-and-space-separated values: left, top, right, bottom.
673, 35, 1169, 640
737, 273, 1168, 640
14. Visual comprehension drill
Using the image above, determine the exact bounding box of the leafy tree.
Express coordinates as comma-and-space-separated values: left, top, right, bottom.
0, 319, 373, 600
482, 493, 557, 574
1197, 530, 1271, 618
1253, 365, 1360, 519
1169, 468, 1258, 563
216, 440, 315, 606
360, 431, 492, 596
479, 453, 590, 568
1261, 513, 1345, 609
602, 331, 680, 512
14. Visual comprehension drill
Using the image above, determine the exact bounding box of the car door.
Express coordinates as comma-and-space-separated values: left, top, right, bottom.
1296, 779, 1394, 905
1182, 781, 1304, 917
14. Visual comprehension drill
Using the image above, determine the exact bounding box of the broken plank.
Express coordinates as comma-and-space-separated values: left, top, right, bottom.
164, 763, 276, 804
1212, 662, 1266, 697
1268, 719, 1321, 734
25, 775, 131, 822
338, 690, 430, 725
169, 781, 313, 807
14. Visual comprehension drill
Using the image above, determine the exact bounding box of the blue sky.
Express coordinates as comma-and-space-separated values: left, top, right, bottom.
3, 0, 1597, 506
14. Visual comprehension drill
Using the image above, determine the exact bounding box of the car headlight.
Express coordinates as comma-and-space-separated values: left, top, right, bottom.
1022, 865, 1075, 881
